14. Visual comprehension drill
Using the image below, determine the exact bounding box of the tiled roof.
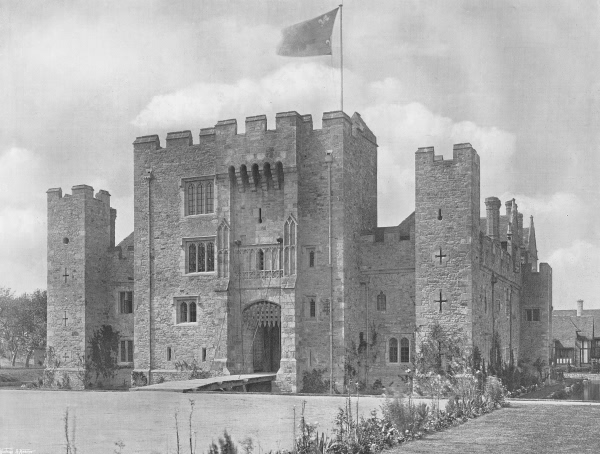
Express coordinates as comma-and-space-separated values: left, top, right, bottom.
552, 309, 600, 346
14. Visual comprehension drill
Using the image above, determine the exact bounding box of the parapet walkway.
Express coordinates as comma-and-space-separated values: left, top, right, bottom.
130, 372, 277, 393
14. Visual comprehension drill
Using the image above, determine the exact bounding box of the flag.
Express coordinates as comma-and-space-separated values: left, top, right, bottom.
277, 8, 339, 57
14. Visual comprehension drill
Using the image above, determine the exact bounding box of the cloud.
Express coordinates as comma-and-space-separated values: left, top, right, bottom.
132, 62, 343, 132
133, 66, 517, 229
361, 85, 517, 226
549, 241, 600, 310
0, 147, 48, 293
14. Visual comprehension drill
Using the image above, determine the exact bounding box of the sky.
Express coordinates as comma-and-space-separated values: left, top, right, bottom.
0, 0, 598, 310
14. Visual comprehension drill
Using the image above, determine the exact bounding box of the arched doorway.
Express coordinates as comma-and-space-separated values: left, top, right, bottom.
243, 301, 281, 373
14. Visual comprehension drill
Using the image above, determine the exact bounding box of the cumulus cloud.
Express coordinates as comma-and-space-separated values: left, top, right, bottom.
549, 241, 600, 310
133, 66, 517, 230
132, 62, 344, 132
362, 86, 517, 226
0, 147, 47, 293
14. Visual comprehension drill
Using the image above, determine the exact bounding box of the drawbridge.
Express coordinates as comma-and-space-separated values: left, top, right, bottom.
130, 373, 277, 393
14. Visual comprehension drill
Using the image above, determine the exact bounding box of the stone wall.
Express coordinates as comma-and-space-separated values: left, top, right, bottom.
520, 262, 553, 364
414, 144, 480, 354
47, 185, 132, 389
358, 218, 415, 390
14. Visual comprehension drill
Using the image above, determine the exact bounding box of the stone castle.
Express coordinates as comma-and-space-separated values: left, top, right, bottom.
46, 110, 552, 391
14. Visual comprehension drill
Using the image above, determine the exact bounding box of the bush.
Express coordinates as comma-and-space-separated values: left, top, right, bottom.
301, 369, 330, 394
484, 376, 506, 407
208, 430, 238, 454
131, 371, 147, 387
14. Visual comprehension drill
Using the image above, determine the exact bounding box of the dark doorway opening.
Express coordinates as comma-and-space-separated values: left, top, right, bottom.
243, 301, 282, 373
253, 324, 281, 372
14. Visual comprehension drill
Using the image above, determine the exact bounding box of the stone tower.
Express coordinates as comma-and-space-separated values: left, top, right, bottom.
46, 185, 116, 388
414, 144, 480, 348
130, 111, 377, 391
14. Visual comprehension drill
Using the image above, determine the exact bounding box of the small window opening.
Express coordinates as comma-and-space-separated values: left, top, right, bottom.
167, 347, 172, 361
389, 338, 398, 363
437, 208, 443, 220
400, 338, 410, 363
202, 347, 207, 362
309, 299, 316, 318
377, 291, 386, 311
258, 250, 265, 270
309, 250, 315, 268
258, 208, 262, 223
63, 237, 69, 244
189, 302, 197, 322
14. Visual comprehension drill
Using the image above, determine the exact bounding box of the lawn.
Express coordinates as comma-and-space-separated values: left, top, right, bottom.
390, 400, 600, 453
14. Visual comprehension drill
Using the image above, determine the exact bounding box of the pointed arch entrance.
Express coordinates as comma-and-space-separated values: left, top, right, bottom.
243, 301, 281, 373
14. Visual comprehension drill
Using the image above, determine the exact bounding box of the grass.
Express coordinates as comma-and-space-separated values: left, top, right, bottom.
388, 401, 600, 453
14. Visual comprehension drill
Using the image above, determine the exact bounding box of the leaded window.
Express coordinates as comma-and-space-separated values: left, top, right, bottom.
119, 340, 133, 363
186, 239, 215, 273
400, 337, 410, 363
389, 338, 398, 363
525, 308, 540, 322
180, 302, 188, 323
119, 291, 133, 314
185, 179, 214, 215
283, 216, 297, 276
217, 220, 230, 278
177, 300, 198, 324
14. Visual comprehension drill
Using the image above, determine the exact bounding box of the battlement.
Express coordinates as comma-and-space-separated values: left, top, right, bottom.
133, 110, 377, 152
416, 143, 478, 165
46, 185, 113, 207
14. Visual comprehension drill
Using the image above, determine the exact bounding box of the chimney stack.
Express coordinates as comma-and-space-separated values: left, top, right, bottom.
505, 200, 513, 219
485, 197, 501, 239
577, 299, 584, 317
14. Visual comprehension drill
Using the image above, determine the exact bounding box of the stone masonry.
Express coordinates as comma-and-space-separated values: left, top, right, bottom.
46, 110, 553, 391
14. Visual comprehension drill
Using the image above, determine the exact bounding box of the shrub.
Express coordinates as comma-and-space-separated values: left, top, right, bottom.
58, 371, 72, 390
208, 430, 238, 454
301, 369, 330, 394
484, 376, 506, 407
88, 325, 120, 381
131, 371, 147, 387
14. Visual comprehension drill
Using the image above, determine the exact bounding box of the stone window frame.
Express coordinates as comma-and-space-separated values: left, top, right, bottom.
388, 337, 399, 363
305, 295, 318, 321
400, 337, 410, 363
174, 297, 199, 326
388, 335, 411, 365
181, 176, 216, 217
167, 346, 173, 362
303, 245, 316, 268
283, 215, 297, 276
182, 236, 216, 275
118, 338, 134, 365
118, 290, 133, 314
524, 308, 541, 322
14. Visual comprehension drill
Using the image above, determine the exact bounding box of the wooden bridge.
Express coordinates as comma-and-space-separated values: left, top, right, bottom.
130, 373, 277, 393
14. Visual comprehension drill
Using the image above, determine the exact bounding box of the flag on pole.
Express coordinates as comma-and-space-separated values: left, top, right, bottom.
277, 8, 339, 57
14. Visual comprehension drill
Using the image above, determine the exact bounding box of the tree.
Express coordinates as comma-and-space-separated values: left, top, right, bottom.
0, 288, 47, 367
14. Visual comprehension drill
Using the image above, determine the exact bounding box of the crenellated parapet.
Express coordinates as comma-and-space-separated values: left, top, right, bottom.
47, 184, 114, 209
132, 110, 378, 177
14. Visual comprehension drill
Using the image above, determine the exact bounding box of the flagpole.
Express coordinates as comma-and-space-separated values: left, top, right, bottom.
339, 4, 344, 112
